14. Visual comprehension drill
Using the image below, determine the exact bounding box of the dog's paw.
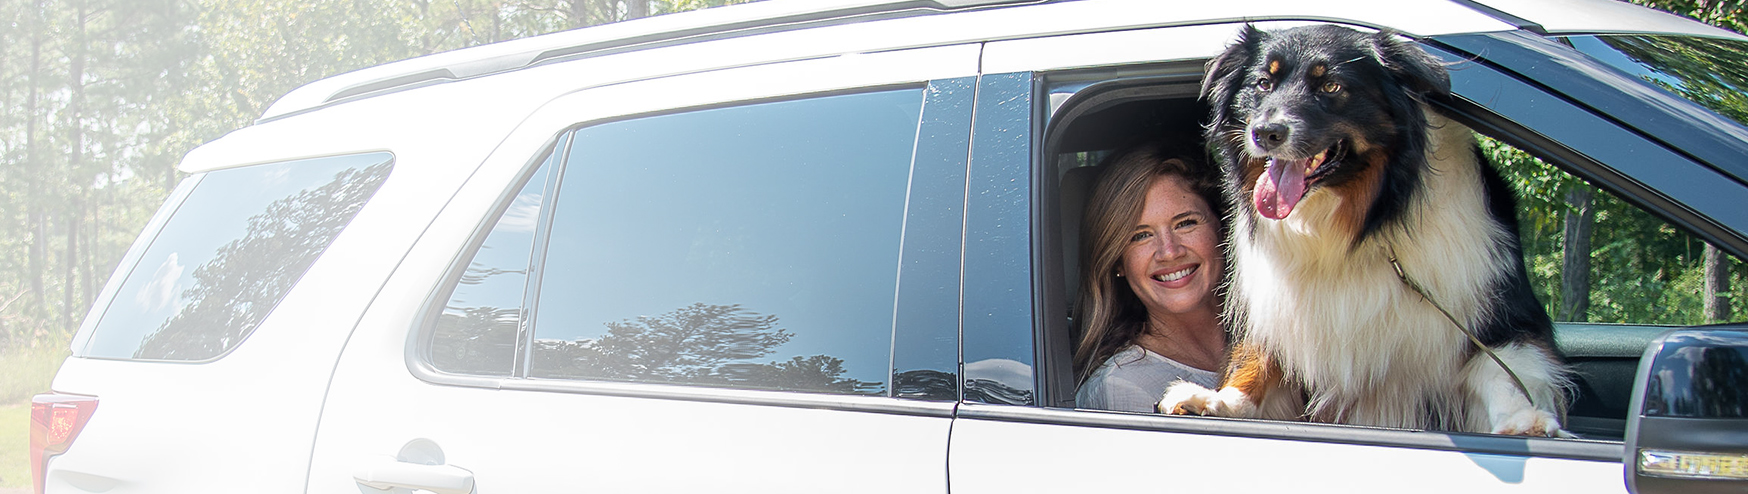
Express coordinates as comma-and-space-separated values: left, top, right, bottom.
1490, 408, 1568, 437
1158, 382, 1253, 417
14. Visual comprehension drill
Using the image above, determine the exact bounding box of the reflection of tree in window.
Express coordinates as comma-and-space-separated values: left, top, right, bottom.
134, 162, 392, 360
534, 303, 881, 395
1690, 346, 1748, 418
893, 370, 957, 401
1594, 35, 1748, 126
431, 303, 520, 375
1485, 136, 1744, 325
1652, 343, 1748, 418
964, 378, 1033, 406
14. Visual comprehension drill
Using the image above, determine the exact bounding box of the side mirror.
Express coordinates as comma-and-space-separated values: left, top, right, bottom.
1623, 327, 1748, 494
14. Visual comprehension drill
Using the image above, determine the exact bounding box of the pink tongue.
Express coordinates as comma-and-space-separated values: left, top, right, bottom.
1254, 157, 1309, 220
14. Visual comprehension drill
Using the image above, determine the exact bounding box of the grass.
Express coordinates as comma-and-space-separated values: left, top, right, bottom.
0, 403, 26, 489
1, 344, 67, 406
1, 342, 69, 489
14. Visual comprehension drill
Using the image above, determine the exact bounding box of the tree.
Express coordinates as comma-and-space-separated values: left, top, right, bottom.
0, 0, 755, 358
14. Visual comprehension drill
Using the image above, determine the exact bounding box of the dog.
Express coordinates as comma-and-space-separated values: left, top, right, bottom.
1156, 24, 1572, 436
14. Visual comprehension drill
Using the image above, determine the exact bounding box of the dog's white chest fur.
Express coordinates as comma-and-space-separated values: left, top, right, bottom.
1230, 112, 1516, 428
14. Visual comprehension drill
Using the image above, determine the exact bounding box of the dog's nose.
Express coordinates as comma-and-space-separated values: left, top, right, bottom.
1251, 123, 1290, 151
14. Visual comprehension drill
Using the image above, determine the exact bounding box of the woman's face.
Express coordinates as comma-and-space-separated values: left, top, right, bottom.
1119, 174, 1222, 320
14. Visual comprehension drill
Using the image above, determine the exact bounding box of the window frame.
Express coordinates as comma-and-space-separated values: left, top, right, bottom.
991, 33, 1748, 459
407, 83, 974, 415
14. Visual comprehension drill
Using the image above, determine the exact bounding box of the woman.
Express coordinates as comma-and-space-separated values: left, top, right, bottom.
1073, 142, 1228, 413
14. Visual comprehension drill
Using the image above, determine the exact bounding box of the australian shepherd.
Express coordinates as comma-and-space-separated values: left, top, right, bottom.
1157, 24, 1572, 436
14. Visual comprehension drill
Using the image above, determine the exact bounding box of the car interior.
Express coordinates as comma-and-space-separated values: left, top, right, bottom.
1034, 65, 1649, 442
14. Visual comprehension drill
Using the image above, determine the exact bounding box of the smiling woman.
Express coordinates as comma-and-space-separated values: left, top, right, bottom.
1071, 141, 1229, 413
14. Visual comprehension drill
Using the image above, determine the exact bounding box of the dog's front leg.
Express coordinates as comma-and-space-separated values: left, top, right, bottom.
1158, 342, 1288, 418
1462, 342, 1574, 437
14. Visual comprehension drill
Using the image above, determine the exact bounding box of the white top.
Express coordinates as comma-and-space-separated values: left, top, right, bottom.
1076, 345, 1220, 413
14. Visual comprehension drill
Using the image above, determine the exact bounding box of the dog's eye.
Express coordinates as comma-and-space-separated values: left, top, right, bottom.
1321, 81, 1342, 94
1257, 78, 1274, 91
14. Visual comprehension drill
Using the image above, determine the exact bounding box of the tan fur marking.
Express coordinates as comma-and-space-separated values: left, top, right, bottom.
1310, 64, 1326, 78
1239, 157, 1268, 196
1218, 342, 1280, 405
1322, 149, 1389, 241
1268, 60, 1280, 74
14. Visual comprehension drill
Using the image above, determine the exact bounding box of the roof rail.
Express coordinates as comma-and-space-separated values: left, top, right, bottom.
257, 0, 1039, 123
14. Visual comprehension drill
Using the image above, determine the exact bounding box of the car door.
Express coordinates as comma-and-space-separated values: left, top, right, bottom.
304, 42, 981, 493
942, 21, 1748, 493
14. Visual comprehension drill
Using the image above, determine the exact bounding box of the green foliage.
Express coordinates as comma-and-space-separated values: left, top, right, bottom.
0, 342, 68, 406
1480, 0, 1748, 326
1630, 0, 1748, 34
0, 0, 752, 366
1486, 134, 1745, 326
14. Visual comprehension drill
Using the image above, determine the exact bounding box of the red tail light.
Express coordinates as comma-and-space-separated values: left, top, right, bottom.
30, 394, 98, 494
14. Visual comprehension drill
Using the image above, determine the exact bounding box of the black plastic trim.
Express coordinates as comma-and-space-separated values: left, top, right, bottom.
1419, 40, 1748, 262
1429, 31, 1748, 192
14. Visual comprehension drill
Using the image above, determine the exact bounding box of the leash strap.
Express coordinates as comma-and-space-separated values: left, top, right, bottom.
1386, 245, 1538, 409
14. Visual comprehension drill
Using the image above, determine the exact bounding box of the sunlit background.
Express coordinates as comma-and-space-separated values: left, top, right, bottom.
0, 1, 759, 489
0, 0, 1740, 490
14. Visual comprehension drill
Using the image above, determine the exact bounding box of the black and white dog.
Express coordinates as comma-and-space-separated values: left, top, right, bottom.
1157, 24, 1572, 436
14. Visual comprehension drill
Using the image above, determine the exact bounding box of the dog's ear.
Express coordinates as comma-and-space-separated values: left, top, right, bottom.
1370, 30, 1451, 98
1203, 24, 1265, 137
1201, 25, 1264, 101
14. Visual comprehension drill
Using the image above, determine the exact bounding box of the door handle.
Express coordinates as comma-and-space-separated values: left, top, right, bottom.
354, 454, 476, 494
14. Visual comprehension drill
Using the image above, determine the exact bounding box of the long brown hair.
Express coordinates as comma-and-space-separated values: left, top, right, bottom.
1072, 142, 1225, 383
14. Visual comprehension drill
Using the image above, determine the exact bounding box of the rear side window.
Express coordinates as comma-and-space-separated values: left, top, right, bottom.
81, 153, 394, 361
429, 89, 926, 396
429, 152, 556, 375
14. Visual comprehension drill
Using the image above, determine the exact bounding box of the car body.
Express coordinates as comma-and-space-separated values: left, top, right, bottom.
33, 0, 1748, 493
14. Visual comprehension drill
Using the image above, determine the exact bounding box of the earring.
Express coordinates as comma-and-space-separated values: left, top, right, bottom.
1116, 272, 1123, 277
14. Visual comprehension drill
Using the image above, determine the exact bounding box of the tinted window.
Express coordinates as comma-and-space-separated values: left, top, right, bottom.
526, 90, 924, 395
429, 151, 558, 375
83, 153, 393, 361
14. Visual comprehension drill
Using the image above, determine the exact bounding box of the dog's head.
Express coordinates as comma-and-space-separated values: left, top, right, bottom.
1202, 24, 1450, 242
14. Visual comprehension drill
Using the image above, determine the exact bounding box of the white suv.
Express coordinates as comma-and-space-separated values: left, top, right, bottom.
32, 0, 1748, 493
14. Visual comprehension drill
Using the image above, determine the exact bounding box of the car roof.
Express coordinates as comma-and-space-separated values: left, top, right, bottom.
1470, 0, 1745, 38
253, 0, 1736, 125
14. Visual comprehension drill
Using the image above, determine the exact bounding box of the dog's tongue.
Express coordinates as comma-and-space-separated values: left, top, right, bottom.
1255, 157, 1309, 220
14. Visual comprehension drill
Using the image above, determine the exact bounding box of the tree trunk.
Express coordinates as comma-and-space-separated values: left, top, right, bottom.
26, 0, 45, 307
84, 194, 98, 313
64, 203, 80, 331
626, 0, 649, 20
568, 0, 590, 28
1559, 187, 1596, 322
1703, 243, 1731, 323
64, 0, 88, 331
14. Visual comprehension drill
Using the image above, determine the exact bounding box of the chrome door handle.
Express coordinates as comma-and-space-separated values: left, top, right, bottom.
354, 454, 476, 494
